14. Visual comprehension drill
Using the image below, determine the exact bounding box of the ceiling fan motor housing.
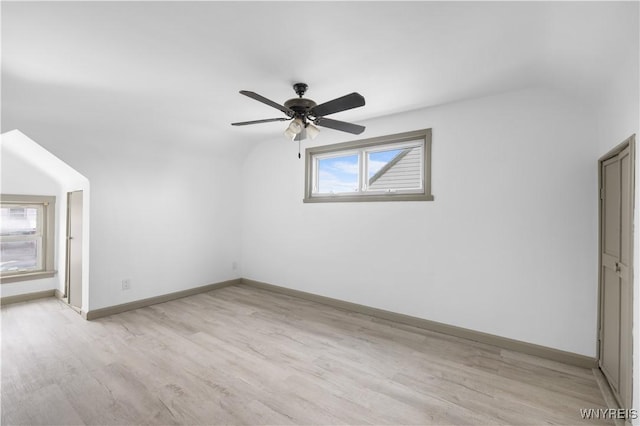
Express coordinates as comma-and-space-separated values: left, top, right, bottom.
284, 97, 317, 121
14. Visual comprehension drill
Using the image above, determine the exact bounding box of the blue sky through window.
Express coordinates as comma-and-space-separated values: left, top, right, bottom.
317, 154, 359, 193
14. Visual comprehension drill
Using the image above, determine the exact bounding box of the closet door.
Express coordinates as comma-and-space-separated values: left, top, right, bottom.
599, 140, 633, 410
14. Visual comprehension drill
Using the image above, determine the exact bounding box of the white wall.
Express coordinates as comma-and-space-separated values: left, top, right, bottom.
85, 147, 243, 311
241, 88, 600, 357
0, 130, 89, 300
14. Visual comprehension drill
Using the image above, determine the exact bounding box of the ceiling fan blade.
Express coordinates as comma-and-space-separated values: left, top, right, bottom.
315, 117, 365, 135
240, 90, 293, 115
311, 92, 365, 117
231, 117, 290, 126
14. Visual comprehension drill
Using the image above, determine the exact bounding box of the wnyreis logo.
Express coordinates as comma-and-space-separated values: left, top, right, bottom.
579, 408, 638, 420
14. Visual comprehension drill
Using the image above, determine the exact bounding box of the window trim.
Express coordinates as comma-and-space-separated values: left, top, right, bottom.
1, 194, 56, 284
304, 128, 433, 203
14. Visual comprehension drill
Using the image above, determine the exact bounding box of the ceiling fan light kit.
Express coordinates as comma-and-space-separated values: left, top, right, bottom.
285, 118, 305, 139
306, 123, 320, 140
232, 82, 366, 150
284, 127, 297, 141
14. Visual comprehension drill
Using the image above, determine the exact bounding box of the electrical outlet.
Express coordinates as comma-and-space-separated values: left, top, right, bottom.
122, 279, 131, 290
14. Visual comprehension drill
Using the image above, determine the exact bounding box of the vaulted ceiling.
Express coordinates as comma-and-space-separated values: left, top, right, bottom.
2, 1, 637, 159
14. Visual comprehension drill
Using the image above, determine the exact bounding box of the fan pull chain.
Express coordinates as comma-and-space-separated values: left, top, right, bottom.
298, 140, 301, 159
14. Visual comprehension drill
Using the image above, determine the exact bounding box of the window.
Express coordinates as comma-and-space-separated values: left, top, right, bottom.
1, 195, 56, 283
304, 129, 433, 202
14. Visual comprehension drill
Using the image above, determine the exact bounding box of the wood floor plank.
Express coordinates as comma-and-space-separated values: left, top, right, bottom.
1, 286, 611, 425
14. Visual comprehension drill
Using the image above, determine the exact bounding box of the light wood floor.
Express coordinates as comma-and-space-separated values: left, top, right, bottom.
1, 285, 611, 425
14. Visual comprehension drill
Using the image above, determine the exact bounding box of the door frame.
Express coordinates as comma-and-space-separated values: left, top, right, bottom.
597, 134, 635, 409
64, 190, 83, 310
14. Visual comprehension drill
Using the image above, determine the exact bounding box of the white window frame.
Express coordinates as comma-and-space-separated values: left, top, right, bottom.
304, 129, 433, 203
1, 194, 56, 283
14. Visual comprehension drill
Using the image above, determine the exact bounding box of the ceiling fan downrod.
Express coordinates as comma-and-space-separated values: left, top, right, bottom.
293, 82, 308, 98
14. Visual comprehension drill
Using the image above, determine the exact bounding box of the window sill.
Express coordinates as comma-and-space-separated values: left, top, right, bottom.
303, 194, 434, 203
0, 270, 57, 284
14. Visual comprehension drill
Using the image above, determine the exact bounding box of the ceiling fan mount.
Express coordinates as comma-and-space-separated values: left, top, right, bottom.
231, 82, 366, 140
292, 82, 308, 98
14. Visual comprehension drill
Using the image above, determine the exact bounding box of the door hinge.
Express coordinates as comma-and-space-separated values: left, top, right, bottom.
600, 188, 605, 199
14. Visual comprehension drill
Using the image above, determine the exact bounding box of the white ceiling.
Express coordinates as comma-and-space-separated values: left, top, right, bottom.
1, 1, 637, 158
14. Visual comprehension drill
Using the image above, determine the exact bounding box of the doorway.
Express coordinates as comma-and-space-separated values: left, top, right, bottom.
598, 135, 635, 410
65, 190, 83, 309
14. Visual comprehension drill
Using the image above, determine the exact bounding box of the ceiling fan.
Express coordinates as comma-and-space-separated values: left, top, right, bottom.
231, 83, 366, 143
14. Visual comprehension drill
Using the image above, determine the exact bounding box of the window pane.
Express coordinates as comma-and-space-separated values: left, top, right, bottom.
367, 149, 403, 180
316, 154, 359, 194
0, 240, 39, 272
367, 146, 422, 190
1, 207, 39, 236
